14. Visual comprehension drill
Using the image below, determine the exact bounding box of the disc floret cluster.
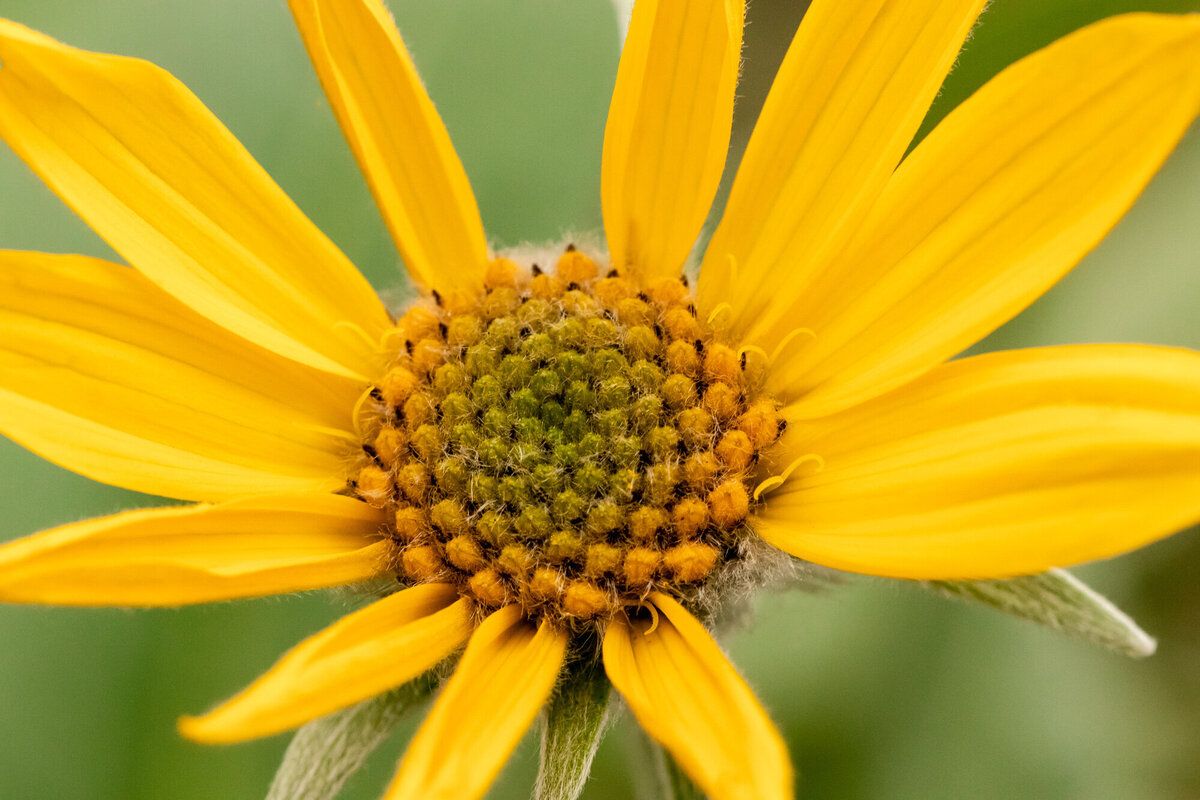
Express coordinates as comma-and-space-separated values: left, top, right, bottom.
351, 247, 783, 628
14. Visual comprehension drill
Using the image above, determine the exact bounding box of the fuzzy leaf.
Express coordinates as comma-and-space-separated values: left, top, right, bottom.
660, 747, 706, 800
535, 656, 613, 800
624, 723, 705, 800
926, 568, 1156, 658
611, 0, 634, 45
265, 674, 437, 800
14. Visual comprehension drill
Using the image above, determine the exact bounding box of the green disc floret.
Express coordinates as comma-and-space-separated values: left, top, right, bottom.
353, 248, 784, 629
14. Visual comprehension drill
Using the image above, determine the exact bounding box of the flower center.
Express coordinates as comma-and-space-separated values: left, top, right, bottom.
351, 246, 782, 629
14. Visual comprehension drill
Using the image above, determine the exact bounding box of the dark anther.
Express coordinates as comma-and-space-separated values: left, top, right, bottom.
362, 444, 382, 465
606, 268, 620, 278
565, 243, 577, 252
653, 324, 664, 338
567, 282, 581, 291
777, 419, 788, 435
404, 339, 415, 356
694, 340, 704, 353
686, 304, 698, 318
739, 352, 747, 370
431, 289, 443, 306
532, 263, 543, 276
437, 322, 449, 339
679, 274, 689, 286
369, 387, 384, 401
637, 292, 650, 303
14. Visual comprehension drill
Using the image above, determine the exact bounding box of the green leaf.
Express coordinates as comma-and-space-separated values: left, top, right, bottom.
611, 0, 634, 45
659, 747, 706, 800
265, 674, 437, 800
534, 656, 614, 800
620, 721, 707, 800
626, 725, 705, 800
926, 568, 1156, 658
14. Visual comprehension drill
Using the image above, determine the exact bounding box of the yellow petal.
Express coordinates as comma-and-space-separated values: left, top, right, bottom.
288, 0, 488, 296
0, 493, 388, 606
602, 0, 744, 285
758, 345, 1200, 579
0, 20, 390, 379
385, 605, 567, 800
697, 0, 986, 337
603, 593, 792, 800
765, 13, 1200, 418
180, 584, 473, 743
0, 252, 360, 501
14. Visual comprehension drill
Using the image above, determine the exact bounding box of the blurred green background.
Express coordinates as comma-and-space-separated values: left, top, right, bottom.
2, 1, 1199, 798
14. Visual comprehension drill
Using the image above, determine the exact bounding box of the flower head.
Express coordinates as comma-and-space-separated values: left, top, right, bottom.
1, 2, 1199, 799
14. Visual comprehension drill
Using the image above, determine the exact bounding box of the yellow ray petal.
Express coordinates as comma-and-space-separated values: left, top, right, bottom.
697, 0, 986, 337
766, 14, 1200, 418
604, 593, 792, 800
385, 605, 567, 800
288, 0, 488, 296
181, 584, 473, 744
0, 20, 390, 379
602, 0, 744, 285
0, 493, 388, 607
0, 252, 360, 501
759, 345, 1200, 580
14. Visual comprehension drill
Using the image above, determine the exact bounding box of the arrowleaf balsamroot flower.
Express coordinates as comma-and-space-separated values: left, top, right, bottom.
2, 1, 1200, 799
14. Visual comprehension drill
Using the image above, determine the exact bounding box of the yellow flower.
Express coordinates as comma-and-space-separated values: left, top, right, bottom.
1, 2, 1199, 799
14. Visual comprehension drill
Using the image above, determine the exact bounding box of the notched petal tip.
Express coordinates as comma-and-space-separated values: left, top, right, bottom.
176, 712, 232, 745
179, 586, 472, 744
603, 594, 793, 800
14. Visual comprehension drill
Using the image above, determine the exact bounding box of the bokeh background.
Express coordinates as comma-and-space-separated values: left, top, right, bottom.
1, 1, 1199, 798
